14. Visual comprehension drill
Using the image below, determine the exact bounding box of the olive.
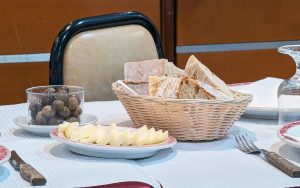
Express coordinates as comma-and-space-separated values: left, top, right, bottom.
52, 100, 64, 112
36, 111, 47, 125
42, 105, 55, 118
55, 90, 69, 105
30, 110, 37, 119
74, 94, 82, 104
29, 118, 37, 125
68, 95, 79, 111
58, 106, 71, 118
45, 87, 56, 93
56, 86, 69, 93
48, 116, 64, 125
65, 116, 80, 123
72, 107, 82, 117
41, 88, 55, 105
29, 95, 43, 112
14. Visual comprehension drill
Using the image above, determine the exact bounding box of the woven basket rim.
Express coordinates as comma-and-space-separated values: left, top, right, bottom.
112, 81, 253, 104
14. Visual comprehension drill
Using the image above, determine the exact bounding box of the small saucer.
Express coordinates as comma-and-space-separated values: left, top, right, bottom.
12, 114, 98, 136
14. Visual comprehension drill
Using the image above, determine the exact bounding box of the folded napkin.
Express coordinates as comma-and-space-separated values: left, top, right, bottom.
233, 77, 283, 108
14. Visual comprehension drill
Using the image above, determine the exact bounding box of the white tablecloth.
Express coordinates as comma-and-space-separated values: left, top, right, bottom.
1, 101, 300, 188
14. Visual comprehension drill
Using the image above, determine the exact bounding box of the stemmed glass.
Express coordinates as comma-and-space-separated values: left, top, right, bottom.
278, 45, 300, 125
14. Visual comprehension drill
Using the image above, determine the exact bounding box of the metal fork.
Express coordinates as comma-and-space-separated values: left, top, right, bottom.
235, 133, 300, 177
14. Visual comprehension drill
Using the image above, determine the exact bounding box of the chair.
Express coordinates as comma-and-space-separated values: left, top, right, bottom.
49, 12, 163, 101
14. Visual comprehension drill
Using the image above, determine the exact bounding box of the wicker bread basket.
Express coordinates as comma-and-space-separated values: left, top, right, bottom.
112, 81, 253, 141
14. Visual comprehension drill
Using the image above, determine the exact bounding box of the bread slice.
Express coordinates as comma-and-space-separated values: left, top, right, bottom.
149, 76, 181, 98
184, 55, 233, 98
127, 83, 149, 95
178, 77, 215, 99
194, 80, 232, 100
124, 59, 184, 83
164, 61, 185, 77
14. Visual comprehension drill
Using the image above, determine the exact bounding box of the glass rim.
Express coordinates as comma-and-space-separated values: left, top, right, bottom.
26, 85, 84, 95
278, 44, 300, 54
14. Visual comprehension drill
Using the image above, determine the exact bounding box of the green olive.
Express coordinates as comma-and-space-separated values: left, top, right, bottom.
58, 106, 71, 118
65, 116, 80, 123
68, 95, 79, 111
30, 110, 37, 119
72, 107, 82, 117
42, 105, 55, 118
29, 95, 43, 112
36, 111, 47, 125
41, 88, 55, 105
48, 116, 64, 125
52, 100, 64, 112
56, 86, 69, 93
55, 90, 69, 105
29, 118, 37, 125
75, 94, 82, 104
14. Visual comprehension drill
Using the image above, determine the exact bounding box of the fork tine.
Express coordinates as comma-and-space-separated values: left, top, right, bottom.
234, 135, 248, 152
240, 134, 255, 152
244, 133, 259, 150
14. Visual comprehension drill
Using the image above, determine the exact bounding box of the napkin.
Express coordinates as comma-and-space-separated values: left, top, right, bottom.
233, 77, 283, 108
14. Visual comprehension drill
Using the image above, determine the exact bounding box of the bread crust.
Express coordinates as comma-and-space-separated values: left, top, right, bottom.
124, 59, 184, 83
178, 77, 215, 99
184, 55, 233, 98
149, 76, 181, 98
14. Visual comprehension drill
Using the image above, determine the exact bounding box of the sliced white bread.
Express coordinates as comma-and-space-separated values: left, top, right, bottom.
164, 61, 185, 77
149, 76, 228, 100
124, 59, 184, 83
194, 80, 232, 100
178, 77, 215, 100
184, 55, 234, 99
149, 76, 181, 98
127, 83, 149, 95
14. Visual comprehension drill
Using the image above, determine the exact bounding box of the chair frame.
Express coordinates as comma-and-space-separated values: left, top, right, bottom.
49, 11, 163, 85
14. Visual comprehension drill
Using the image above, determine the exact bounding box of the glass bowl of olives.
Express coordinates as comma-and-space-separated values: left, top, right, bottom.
26, 85, 84, 125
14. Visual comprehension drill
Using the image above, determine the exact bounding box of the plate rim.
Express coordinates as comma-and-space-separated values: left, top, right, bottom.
0, 144, 11, 165
277, 121, 300, 148
50, 128, 177, 152
12, 113, 98, 136
12, 113, 98, 129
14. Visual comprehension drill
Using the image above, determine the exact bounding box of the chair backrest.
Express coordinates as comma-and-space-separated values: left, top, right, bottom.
50, 12, 163, 101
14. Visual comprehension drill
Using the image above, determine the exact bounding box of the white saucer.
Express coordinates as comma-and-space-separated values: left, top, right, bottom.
13, 114, 98, 136
50, 128, 177, 159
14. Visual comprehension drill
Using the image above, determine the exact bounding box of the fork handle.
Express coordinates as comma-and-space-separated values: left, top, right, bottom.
264, 151, 300, 177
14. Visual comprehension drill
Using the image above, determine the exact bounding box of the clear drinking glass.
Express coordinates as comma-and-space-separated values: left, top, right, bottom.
26, 85, 84, 125
278, 45, 300, 125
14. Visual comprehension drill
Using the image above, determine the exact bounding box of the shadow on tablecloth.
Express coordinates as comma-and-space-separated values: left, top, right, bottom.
0, 166, 10, 182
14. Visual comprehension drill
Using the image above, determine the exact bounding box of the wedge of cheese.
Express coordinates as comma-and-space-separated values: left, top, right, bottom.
58, 123, 169, 146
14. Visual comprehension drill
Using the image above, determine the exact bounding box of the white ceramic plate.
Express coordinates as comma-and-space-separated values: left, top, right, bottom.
229, 83, 278, 119
277, 121, 300, 149
50, 128, 177, 159
0, 144, 10, 166
13, 114, 98, 136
